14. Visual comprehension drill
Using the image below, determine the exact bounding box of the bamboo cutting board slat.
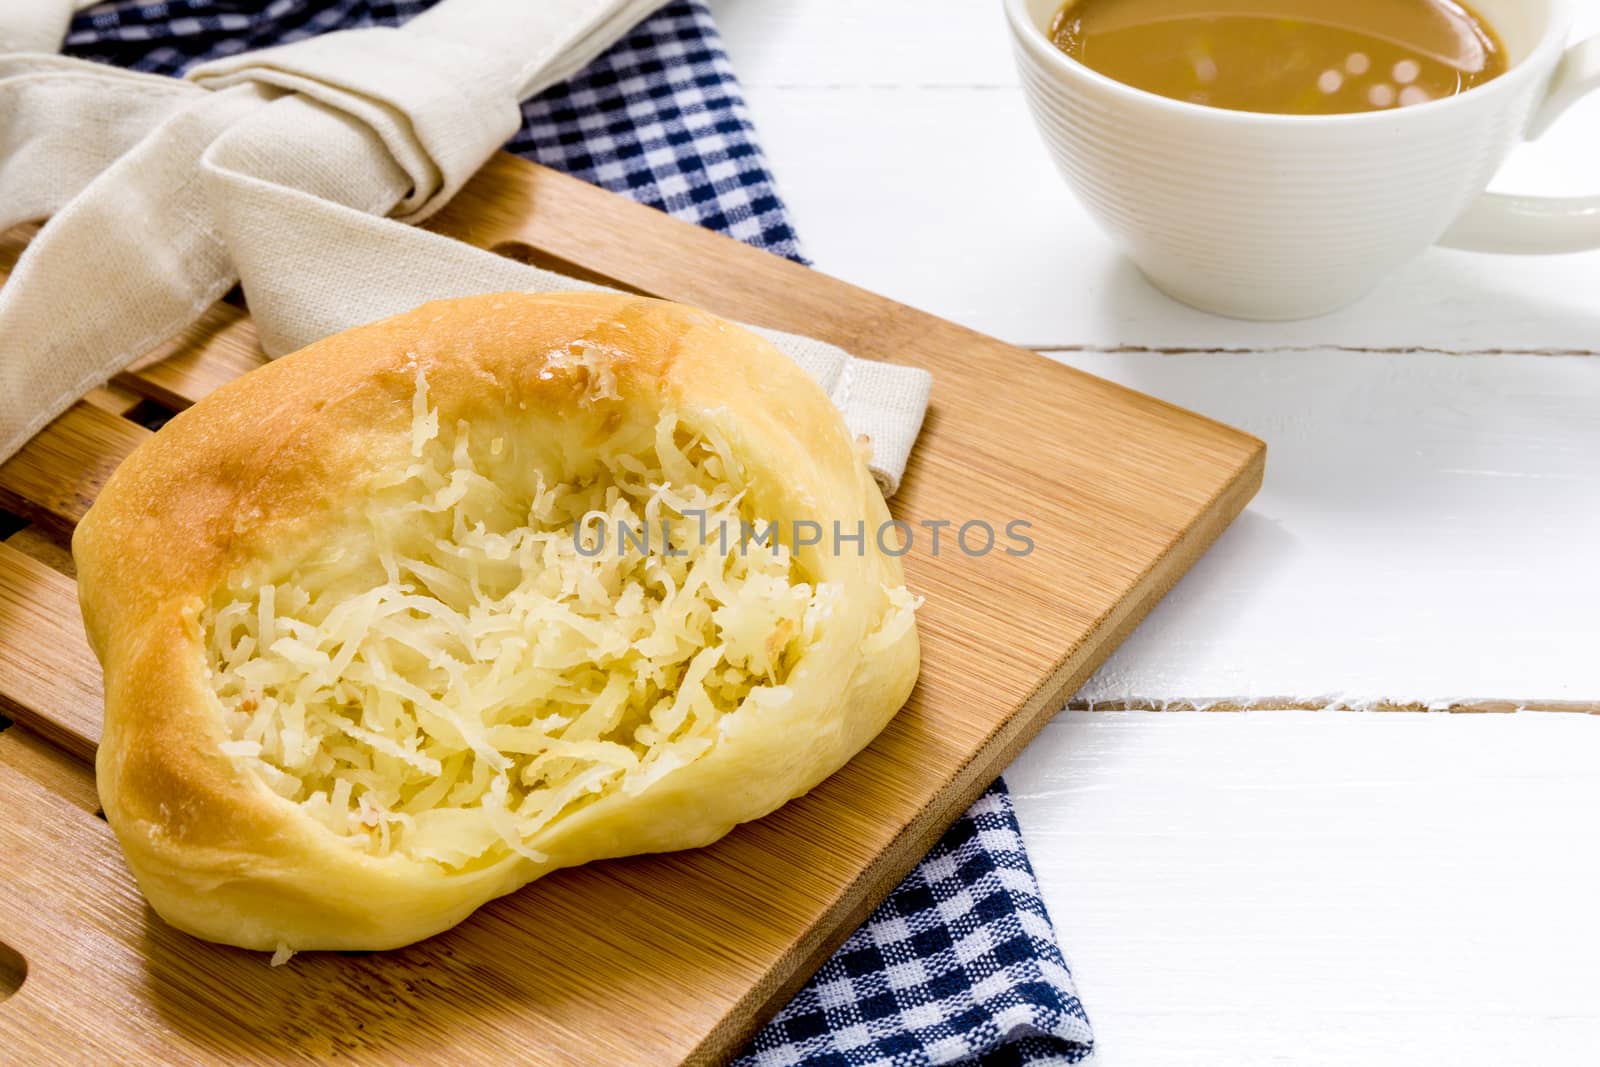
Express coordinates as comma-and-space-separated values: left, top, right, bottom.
0, 401, 144, 530
0, 152, 1264, 1064
0, 542, 100, 760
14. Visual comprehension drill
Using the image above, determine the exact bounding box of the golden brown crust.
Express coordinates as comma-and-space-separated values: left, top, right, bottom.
75, 292, 919, 951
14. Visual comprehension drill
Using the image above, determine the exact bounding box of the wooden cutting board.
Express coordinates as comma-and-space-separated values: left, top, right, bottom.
0, 153, 1263, 1064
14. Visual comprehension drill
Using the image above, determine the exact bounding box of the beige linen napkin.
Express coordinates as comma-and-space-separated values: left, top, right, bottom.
0, 1, 930, 495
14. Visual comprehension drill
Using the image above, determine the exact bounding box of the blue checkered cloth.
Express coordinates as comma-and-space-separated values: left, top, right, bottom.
62, 4, 1094, 1063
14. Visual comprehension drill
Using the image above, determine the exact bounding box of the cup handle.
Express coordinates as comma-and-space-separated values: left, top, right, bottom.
1440, 32, 1600, 254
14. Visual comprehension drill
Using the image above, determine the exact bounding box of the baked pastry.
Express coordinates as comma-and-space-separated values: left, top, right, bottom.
74, 291, 920, 953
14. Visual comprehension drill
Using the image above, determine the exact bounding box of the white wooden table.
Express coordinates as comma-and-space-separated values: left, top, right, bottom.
710, 2, 1600, 1061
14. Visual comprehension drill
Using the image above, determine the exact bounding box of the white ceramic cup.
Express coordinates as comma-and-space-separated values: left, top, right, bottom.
1005, 0, 1600, 319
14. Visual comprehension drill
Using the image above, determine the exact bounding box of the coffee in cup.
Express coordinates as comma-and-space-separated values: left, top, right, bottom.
1048, 0, 1508, 116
